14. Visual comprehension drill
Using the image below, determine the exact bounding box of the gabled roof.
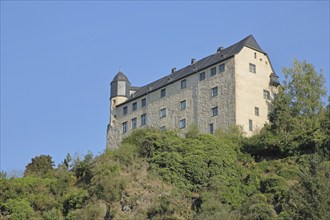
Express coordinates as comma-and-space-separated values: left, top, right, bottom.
117, 35, 267, 106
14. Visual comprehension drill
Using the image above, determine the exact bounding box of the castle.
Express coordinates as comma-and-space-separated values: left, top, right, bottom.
106, 35, 280, 149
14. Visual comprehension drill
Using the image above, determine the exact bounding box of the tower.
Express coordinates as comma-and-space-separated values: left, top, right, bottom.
109, 71, 131, 126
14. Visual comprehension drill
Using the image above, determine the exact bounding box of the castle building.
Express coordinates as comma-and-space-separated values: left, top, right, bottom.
106, 35, 280, 149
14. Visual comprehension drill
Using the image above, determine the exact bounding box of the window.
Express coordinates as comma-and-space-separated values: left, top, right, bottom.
132, 102, 137, 111
161, 88, 166, 97
141, 114, 146, 126
210, 67, 217, 76
199, 72, 206, 81
211, 86, 218, 97
179, 119, 186, 129
254, 52, 257, 59
212, 106, 219, 116
181, 79, 187, 89
123, 106, 128, 115
249, 119, 253, 131
180, 100, 186, 110
160, 126, 166, 131
131, 118, 137, 129
263, 90, 270, 100
219, 64, 225, 72
255, 107, 259, 116
141, 98, 147, 107
160, 108, 167, 118
249, 63, 256, 73
122, 121, 128, 133
209, 123, 214, 134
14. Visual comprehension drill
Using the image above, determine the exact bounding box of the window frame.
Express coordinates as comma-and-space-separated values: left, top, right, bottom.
212, 106, 219, 117
210, 67, 217, 76
160, 88, 166, 98
123, 106, 128, 115
249, 63, 256, 73
180, 100, 186, 110
141, 98, 147, 107
131, 118, 137, 129
160, 108, 167, 118
211, 86, 218, 97
179, 118, 186, 129
199, 72, 206, 81
249, 119, 253, 131
263, 90, 270, 100
132, 102, 137, 111
255, 107, 260, 116
209, 123, 214, 134
181, 79, 187, 89
122, 121, 128, 133
219, 64, 225, 72
141, 114, 146, 126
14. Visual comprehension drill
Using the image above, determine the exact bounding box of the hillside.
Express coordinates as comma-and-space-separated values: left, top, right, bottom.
1, 60, 329, 219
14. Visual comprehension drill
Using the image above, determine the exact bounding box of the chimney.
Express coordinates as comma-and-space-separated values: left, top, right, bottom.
217, 47, 224, 53
171, 67, 176, 73
191, 58, 196, 64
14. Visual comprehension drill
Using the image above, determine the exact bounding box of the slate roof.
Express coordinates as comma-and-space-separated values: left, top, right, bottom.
117, 35, 270, 107
111, 71, 130, 83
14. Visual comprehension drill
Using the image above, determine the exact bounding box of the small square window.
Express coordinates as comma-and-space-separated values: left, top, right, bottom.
122, 121, 128, 133
132, 102, 137, 111
180, 100, 186, 110
210, 67, 217, 76
199, 72, 206, 81
249, 119, 253, 131
179, 119, 186, 129
219, 64, 225, 72
161, 88, 166, 97
263, 90, 270, 100
123, 106, 128, 115
141, 98, 147, 107
160, 108, 167, 118
255, 107, 259, 116
181, 79, 187, 89
212, 106, 219, 116
211, 87, 218, 97
141, 114, 146, 126
249, 63, 256, 73
131, 118, 137, 129
209, 123, 214, 134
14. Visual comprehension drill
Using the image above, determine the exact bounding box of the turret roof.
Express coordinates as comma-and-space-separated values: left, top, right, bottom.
111, 71, 130, 83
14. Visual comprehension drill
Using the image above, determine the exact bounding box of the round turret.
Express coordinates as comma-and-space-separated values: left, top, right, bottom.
110, 71, 131, 98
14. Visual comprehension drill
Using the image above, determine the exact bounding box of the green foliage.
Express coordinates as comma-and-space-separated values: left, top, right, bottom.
63, 189, 88, 215
2, 198, 35, 220
73, 152, 94, 186
89, 152, 126, 203
244, 59, 328, 157
24, 155, 54, 177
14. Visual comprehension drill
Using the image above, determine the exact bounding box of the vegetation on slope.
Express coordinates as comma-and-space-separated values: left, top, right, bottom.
1, 60, 329, 219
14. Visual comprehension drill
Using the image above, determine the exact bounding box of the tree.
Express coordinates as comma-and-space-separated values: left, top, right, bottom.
248, 59, 328, 156
24, 155, 54, 177
270, 59, 326, 131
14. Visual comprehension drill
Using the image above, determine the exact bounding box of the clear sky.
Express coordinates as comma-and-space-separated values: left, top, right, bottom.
1, 1, 329, 175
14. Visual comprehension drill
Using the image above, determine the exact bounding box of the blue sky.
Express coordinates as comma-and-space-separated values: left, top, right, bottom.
1, 1, 329, 174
